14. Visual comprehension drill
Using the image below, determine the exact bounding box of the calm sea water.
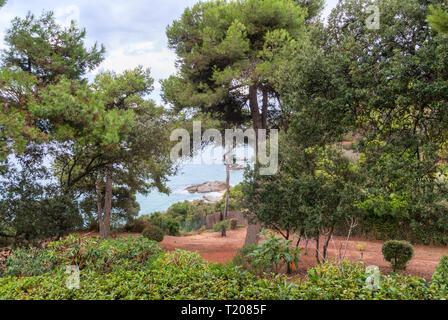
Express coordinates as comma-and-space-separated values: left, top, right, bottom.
136, 163, 247, 215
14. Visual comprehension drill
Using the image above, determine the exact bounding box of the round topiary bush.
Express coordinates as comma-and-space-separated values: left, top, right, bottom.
382, 240, 414, 272
213, 220, 229, 237
142, 224, 164, 242
230, 218, 238, 230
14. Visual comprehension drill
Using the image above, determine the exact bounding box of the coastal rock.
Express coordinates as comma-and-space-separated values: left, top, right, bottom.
186, 181, 227, 194
229, 164, 245, 171
203, 194, 223, 203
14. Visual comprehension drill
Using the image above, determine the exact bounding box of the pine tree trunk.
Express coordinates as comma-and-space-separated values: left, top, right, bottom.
262, 88, 268, 130
95, 180, 105, 238
244, 85, 263, 245
224, 146, 231, 220
102, 164, 113, 239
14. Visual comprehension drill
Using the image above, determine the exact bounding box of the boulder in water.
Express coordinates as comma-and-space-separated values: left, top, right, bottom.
186, 181, 227, 193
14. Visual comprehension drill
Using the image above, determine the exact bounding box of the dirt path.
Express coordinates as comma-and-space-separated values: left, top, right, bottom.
161, 229, 246, 264
161, 228, 448, 280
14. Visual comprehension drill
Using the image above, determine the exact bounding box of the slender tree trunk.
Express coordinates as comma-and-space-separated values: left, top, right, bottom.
224, 145, 231, 220
322, 226, 335, 263
245, 84, 263, 245
262, 88, 268, 130
95, 180, 105, 238
315, 236, 321, 264
102, 164, 113, 239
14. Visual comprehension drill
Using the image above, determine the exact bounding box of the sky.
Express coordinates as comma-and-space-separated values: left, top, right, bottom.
0, 0, 339, 102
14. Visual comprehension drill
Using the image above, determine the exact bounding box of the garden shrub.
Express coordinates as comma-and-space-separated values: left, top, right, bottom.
148, 213, 180, 236
164, 217, 180, 236
0, 252, 441, 300
124, 219, 149, 233
230, 218, 238, 230
0, 250, 296, 300
248, 231, 301, 274
2, 234, 163, 277
2, 247, 58, 277
301, 261, 429, 300
142, 224, 164, 242
213, 220, 230, 233
382, 240, 414, 272
430, 256, 448, 299
232, 244, 260, 272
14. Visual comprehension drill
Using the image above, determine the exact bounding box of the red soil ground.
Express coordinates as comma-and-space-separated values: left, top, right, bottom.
161, 228, 448, 281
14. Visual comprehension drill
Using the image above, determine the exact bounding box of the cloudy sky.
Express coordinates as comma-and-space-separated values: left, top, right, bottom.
0, 0, 339, 102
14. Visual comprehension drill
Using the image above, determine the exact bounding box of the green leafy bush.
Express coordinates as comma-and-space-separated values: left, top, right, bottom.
124, 219, 149, 233
213, 220, 230, 233
0, 251, 441, 300
0, 250, 296, 300
142, 224, 164, 242
430, 256, 448, 299
1, 234, 163, 277
232, 244, 260, 272
248, 231, 301, 274
301, 261, 429, 300
147, 213, 180, 236
1, 247, 57, 277
382, 240, 414, 272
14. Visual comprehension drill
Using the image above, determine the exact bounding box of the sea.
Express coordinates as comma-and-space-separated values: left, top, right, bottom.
136, 145, 253, 215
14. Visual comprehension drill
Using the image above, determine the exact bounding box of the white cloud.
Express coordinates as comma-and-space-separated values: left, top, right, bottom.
55, 5, 80, 27
95, 41, 177, 89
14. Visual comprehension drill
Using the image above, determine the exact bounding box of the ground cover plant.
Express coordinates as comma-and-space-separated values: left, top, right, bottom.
0, 235, 447, 300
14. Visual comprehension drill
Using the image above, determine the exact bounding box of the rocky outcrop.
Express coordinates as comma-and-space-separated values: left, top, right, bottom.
186, 181, 227, 194
229, 164, 245, 171
203, 194, 224, 203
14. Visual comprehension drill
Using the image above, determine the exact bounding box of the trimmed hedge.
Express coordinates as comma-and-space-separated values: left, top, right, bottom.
382, 240, 414, 272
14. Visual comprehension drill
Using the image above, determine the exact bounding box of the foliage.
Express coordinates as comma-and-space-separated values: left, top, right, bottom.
270, 0, 448, 246
0, 152, 83, 247
0, 11, 104, 161
142, 225, 164, 242
301, 261, 429, 300
1, 10, 175, 241
147, 212, 180, 236
155, 200, 216, 233
215, 184, 245, 212
232, 244, 260, 272
242, 140, 365, 262
0, 234, 162, 277
382, 241, 414, 272
1, 247, 58, 277
230, 218, 238, 230
428, 4, 448, 35
123, 219, 150, 234
430, 256, 448, 299
1, 248, 442, 300
162, 0, 310, 129
213, 220, 230, 234
248, 230, 301, 274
